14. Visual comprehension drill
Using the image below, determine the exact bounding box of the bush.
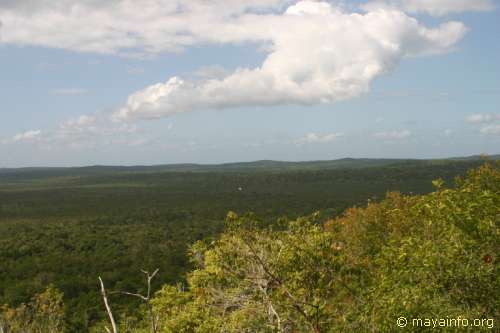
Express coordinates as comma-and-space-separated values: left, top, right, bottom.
150, 163, 499, 332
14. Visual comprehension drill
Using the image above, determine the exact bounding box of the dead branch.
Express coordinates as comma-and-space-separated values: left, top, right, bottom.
99, 276, 118, 333
114, 269, 160, 333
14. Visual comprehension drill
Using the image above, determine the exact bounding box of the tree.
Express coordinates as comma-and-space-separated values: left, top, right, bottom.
149, 162, 499, 332
0, 285, 65, 333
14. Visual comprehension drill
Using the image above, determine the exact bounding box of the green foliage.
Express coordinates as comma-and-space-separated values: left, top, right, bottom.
0, 160, 494, 331
0, 218, 215, 331
368, 163, 499, 332
1, 285, 65, 333
149, 162, 499, 332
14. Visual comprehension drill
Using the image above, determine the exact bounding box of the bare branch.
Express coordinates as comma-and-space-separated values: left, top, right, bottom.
111, 291, 148, 302
99, 277, 118, 333
237, 233, 318, 329
150, 269, 160, 280
115, 269, 160, 333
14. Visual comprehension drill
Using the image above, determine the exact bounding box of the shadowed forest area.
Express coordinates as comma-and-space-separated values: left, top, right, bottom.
0, 158, 498, 332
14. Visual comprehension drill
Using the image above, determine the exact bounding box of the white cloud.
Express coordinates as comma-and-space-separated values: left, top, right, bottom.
57, 114, 137, 140
0, 1, 472, 130
2, 113, 139, 149
298, 132, 344, 144
12, 130, 42, 142
0, 0, 289, 56
374, 130, 412, 140
50, 88, 88, 96
68, 115, 97, 127
465, 113, 500, 124
111, 1, 466, 120
59, 115, 98, 133
465, 113, 500, 136
480, 125, 500, 136
362, 0, 495, 16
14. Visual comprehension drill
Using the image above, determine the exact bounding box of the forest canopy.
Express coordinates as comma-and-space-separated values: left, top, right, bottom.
1, 161, 498, 332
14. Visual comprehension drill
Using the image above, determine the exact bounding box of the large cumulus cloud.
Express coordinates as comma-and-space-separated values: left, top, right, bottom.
0, 0, 474, 122
113, 1, 467, 120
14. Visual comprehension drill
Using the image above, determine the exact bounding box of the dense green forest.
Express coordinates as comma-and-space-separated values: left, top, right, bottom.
0, 158, 498, 332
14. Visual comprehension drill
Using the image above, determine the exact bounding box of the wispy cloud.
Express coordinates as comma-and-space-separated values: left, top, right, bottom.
12, 130, 42, 142
479, 125, 500, 136
374, 130, 412, 140
2, 112, 141, 149
465, 113, 500, 124
2, 130, 43, 144
465, 113, 500, 136
297, 132, 344, 144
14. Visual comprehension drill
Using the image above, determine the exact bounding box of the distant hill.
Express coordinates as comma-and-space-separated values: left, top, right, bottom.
0, 155, 498, 182
0, 154, 496, 331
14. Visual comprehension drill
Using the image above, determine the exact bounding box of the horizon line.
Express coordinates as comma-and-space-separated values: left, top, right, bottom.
1, 153, 498, 170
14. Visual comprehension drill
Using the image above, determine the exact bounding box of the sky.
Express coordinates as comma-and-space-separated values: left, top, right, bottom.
0, 0, 499, 167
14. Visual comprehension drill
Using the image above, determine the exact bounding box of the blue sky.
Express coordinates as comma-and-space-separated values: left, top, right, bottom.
0, 0, 499, 167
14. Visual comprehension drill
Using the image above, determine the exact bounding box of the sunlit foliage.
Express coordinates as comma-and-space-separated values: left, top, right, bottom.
0, 161, 497, 332
149, 163, 498, 332
1, 285, 65, 333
